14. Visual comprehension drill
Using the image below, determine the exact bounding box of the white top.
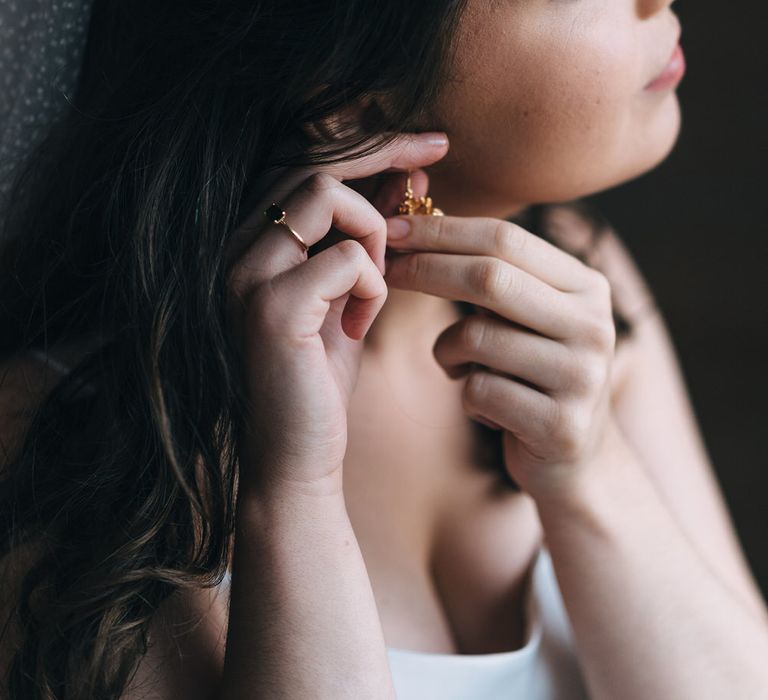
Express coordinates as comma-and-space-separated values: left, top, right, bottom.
384, 546, 590, 699
223, 545, 590, 699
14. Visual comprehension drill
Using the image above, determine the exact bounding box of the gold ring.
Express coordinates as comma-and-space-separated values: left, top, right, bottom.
264, 203, 309, 253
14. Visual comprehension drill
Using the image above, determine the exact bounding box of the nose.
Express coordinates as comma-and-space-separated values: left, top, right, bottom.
636, 0, 675, 19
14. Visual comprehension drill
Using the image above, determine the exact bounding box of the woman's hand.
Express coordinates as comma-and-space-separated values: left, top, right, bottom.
223, 132, 450, 498
384, 213, 632, 502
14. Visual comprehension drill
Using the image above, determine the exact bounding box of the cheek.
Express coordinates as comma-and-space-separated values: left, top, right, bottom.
434, 21, 679, 206
494, 40, 640, 193
510, 40, 641, 197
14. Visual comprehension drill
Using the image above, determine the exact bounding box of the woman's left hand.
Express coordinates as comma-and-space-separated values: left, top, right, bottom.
383, 212, 633, 502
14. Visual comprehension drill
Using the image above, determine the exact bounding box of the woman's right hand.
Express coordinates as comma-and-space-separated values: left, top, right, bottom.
224, 131, 450, 498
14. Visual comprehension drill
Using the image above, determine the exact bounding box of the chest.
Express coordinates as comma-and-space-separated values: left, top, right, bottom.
342, 346, 543, 656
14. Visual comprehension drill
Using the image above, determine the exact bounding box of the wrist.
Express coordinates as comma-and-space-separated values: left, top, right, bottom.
237, 451, 346, 501
236, 471, 348, 531
532, 438, 650, 532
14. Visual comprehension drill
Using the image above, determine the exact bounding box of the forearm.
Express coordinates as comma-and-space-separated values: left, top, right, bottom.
219, 482, 395, 700
535, 448, 768, 700
610, 311, 768, 624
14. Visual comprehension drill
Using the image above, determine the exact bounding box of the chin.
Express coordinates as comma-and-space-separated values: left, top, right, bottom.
433, 99, 684, 215
590, 96, 683, 198
551, 103, 683, 206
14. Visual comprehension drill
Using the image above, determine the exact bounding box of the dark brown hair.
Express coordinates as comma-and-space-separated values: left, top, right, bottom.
0, 1, 632, 697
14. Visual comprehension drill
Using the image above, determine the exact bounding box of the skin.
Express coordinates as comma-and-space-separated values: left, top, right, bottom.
366, 0, 683, 348
356, 0, 765, 631
7, 0, 768, 698
421, 0, 684, 216
178, 0, 768, 696
335, 0, 768, 695
346, 0, 685, 499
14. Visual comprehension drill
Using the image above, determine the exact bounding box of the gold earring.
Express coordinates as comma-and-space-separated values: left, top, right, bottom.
397, 170, 444, 216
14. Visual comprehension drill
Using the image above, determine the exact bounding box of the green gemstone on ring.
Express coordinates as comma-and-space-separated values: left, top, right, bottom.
265, 203, 284, 223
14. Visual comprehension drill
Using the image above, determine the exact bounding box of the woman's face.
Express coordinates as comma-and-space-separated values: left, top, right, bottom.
418, 0, 683, 217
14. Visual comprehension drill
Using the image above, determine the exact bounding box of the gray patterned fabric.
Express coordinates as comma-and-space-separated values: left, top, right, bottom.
0, 0, 92, 220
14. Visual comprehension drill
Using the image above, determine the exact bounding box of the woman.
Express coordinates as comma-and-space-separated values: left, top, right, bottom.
1, 0, 767, 698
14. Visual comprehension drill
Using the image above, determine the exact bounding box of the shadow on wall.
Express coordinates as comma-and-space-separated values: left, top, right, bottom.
589, 3, 768, 598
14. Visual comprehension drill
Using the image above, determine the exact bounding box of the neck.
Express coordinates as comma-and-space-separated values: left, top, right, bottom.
423, 162, 531, 220
362, 287, 460, 358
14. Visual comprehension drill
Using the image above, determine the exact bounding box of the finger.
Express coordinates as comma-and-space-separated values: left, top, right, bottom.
433, 315, 574, 393
226, 133, 447, 277
228, 173, 386, 298
385, 215, 593, 293
462, 369, 555, 446
251, 131, 448, 224
384, 251, 580, 340
265, 239, 387, 341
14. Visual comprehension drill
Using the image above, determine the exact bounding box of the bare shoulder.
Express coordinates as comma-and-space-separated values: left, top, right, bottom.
122, 581, 230, 700
1, 550, 231, 700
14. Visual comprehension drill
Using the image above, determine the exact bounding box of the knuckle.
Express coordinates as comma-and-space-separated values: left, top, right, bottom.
226, 258, 257, 304
471, 258, 510, 301
563, 346, 607, 394
403, 252, 426, 283
579, 356, 609, 392
551, 402, 588, 458
462, 369, 488, 409
370, 210, 388, 239
459, 317, 488, 355
493, 220, 527, 260
583, 312, 616, 351
334, 237, 366, 262
246, 281, 282, 333
304, 171, 338, 196
423, 213, 446, 245
584, 268, 613, 307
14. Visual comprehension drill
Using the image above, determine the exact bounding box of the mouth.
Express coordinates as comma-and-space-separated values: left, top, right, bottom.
643, 13, 685, 90
644, 25, 685, 92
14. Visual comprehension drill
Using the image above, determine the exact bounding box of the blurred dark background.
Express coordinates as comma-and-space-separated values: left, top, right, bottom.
590, 4, 768, 598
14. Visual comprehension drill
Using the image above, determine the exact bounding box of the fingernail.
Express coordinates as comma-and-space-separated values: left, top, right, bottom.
387, 217, 411, 239
418, 131, 449, 147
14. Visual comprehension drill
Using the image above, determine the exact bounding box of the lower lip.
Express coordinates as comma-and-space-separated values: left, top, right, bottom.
645, 44, 686, 91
